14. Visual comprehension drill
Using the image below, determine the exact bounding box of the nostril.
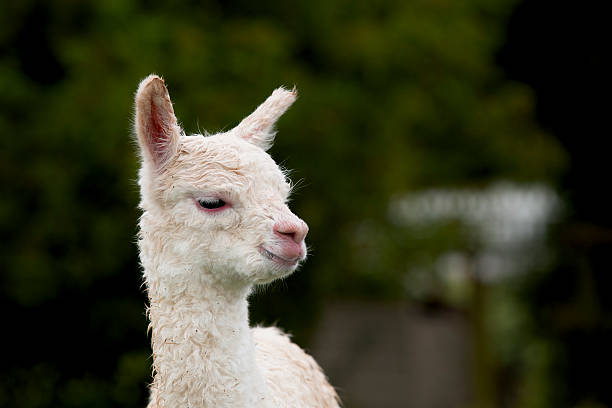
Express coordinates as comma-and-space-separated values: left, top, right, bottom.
273, 221, 307, 244
278, 230, 296, 242
274, 226, 297, 243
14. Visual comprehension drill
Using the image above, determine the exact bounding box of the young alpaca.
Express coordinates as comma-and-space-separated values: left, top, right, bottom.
134, 75, 340, 408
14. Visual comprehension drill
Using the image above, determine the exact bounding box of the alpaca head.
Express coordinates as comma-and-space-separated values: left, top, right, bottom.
135, 75, 308, 287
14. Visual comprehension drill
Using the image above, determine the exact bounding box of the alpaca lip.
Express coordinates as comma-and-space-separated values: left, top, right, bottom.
258, 246, 300, 267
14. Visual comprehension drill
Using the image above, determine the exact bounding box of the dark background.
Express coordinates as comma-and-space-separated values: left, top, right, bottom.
0, 0, 609, 407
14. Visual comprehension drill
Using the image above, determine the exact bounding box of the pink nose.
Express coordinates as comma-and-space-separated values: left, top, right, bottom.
273, 220, 309, 244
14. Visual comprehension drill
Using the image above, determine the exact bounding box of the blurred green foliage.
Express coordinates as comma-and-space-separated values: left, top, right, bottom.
0, 0, 571, 407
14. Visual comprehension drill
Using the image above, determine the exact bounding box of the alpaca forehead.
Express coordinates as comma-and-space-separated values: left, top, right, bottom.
173, 134, 289, 193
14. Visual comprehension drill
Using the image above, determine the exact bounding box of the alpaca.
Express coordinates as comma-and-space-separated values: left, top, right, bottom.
134, 75, 340, 408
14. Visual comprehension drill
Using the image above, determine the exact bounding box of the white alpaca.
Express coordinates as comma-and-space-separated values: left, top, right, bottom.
134, 75, 340, 408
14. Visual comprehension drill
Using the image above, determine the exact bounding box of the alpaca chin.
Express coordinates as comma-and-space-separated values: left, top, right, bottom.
252, 260, 301, 285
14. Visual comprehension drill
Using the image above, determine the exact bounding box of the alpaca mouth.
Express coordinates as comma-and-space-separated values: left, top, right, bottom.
258, 246, 300, 267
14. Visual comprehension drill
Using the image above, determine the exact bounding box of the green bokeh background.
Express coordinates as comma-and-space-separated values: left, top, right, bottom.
1, 1, 608, 407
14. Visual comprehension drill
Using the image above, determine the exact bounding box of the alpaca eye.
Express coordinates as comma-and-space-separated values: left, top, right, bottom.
197, 198, 227, 210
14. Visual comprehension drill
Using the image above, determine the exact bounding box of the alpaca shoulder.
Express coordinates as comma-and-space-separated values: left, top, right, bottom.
252, 326, 340, 408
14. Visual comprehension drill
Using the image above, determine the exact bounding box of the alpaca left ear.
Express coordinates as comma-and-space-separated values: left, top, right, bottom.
231, 87, 297, 151
135, 75, 181, 170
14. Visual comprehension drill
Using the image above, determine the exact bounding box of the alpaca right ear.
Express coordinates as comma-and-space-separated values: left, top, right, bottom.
135, 75, 181, 170
231, 87, 297, 151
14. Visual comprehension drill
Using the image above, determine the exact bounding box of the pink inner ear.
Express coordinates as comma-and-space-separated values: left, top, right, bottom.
149, 100, 169, 164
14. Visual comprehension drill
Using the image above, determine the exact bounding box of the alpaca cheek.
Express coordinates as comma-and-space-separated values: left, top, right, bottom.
171, 240, 192, 258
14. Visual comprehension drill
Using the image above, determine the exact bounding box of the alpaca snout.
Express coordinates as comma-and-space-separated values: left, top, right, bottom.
272, 218, 308, 261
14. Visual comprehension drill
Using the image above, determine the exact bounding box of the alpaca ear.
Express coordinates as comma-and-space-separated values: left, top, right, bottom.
231, 87, 297, 151
134, 75, 181, 170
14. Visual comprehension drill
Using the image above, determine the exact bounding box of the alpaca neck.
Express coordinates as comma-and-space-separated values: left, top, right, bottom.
145, 262, 270, 408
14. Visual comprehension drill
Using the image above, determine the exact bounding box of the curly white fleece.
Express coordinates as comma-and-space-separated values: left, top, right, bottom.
134, 75, 340, 408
